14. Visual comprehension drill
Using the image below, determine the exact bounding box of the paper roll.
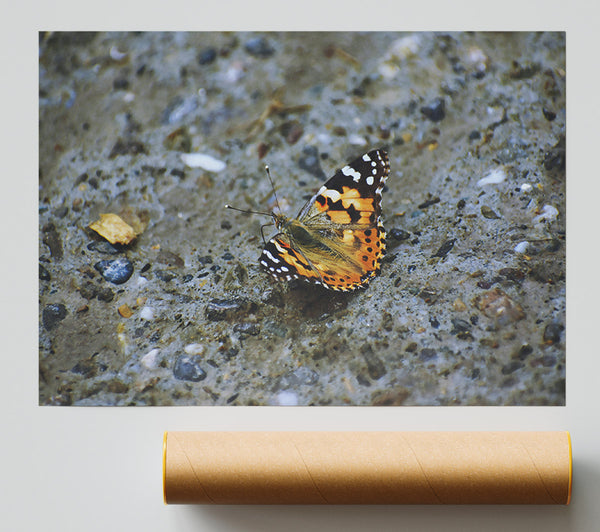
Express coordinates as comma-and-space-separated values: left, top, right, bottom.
163, 431, 572, 505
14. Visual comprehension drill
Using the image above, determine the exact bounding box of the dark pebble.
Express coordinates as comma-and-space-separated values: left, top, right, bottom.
244, 37, 275, 58
432, 238, 456, 258
517, 344, 533, 360
501, 361, 524, 375
87, 241, 121, 255
108, 138, 147, 159
198, 47, 217, 65
280, 120, 304, 145
389, 228, 410, 241
53, 206, 69, 218
419, 348, 437, 361
481, 206, 501, 219
222, 252, 235, 261
542, 108, 556, 121
70, 358, 97, 378
94, 258, 134, 285
171, 168, 185, 179
542, 136, 565, 172
360, 343, 387, 380
420, 98, 446, 122
457, 198, 466, 209
157, 250, 184, 268
42, 303, 67, 330
155, 270, 176, 282
277, 367, 319, 389
78, 281, 98, 300
451, 319, 471, 334
498, 268, 525, 282
42, 223, 63, 260
418, 197, 440, 209
469, 130, 481, 140
173, 355, 207, 382
205, 297, 254, 321
221, 220, 232, 230
96, 287, 115, 302
298, 145, 326, 180
198, 255, 213, 265
182, 274, 194, 283
113, 78, 129, 90
543, 322, 564, 345
39, 264, 51, 281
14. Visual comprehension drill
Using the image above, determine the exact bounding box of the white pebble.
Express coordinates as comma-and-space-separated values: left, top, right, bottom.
140, 306, 154, 320
141, 349, 160, 369
477, 168, 506, 186
122, 92, 135, 103
533, 204, 559, 224
514, 241, 529, 254
276, 391, 298, 406
184, 343, 205, 355
520, 183, 533, 192
348, 134, 368, 146
180, 153, 226, 172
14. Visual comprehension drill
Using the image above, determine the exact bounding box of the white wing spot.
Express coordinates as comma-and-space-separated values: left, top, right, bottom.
342, 165, 362, 182
264, 249, 280, 264
366, 175, 374, 185
362, 153, 372, 162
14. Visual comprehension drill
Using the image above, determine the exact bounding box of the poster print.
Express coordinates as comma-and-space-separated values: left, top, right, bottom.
39, 32, 565, 406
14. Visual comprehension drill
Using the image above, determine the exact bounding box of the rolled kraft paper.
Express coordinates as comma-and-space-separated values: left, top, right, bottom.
163, 431, 572, 505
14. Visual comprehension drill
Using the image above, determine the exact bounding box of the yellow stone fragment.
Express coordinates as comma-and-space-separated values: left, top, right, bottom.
401, 132, 412, 143
118, 303, 133, 318
89, 213, 136, 245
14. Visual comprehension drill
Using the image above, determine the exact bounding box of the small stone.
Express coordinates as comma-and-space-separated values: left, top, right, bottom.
420, 97, 446, 122
450, 319, 471, 334
113, 78, 129, 90
542, 136, 565, 172
108, 138, 147, 159
94, 258, 134, 285
298, 145, 326, 179
468, 130, 481, 140
453, 298, 467, 312
205, 297, 254, 321
87, 241, 121, 255
198, 47, 217, 65
389, 228, 410, 241
419, 348, 437, 361
502, 361, 524, 375
42, 303, 67, 330
118, 304, 133, 318
432, 238, 456, 258
542, 108, 556, 121
276, 391, 298, 406
161, 96, 199, 125
180, 152, 226, 172
155, 270, 176, 282
141, 349, 161, 369
173, 355, 207, 382
39, 264, 51, 281
543, 323, 564, 345
244, 37, 275, 58
481, 206, 501, 219
96, 287, 115, 302
280, 120, 304, 145
42, 223, 63, 260
184, 343, 205, 356
361, 343, 387, 380
140, 307, 154, 320
473, 288, 525, 325
477, 168, 506, 186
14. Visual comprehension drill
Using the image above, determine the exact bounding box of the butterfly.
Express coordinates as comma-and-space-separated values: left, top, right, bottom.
258, 149, 390, 291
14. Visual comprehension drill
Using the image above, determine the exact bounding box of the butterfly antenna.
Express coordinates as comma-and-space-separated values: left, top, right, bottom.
264, 165, 282, 215
224, 204, 271, 217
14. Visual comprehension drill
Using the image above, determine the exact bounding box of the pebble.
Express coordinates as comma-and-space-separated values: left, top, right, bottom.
108, 138, 147, 158
141, 348, 161, 369
180, 152, 226, 172
420, 98, 446, 122
39, 264, 51, 281
533, 205, 559, 224
543, 323, 564, 345
297, 145, 325, 179
514, 241, 529, 254
477, 167, 506, 186
139, 306, 155, 320
389, 228, 410, 241
244, 37, 275, 58
205, 297, 253, 321
278, 367, 319, 389
42, 223, 63, 260
432, 238, 456, 258
361, 343, 387, 380
94, 258, 134, 284
233, 322, 260, 336
481, 206, 501, 219
419, 348, 437, 361
161, 95, 199, 125
173, 355, 207, 382
42, 303, 67, 330
184, 343, 205, 355
87, 241, 121, 255
198, 47, 217, 65
276, 391, 298, 406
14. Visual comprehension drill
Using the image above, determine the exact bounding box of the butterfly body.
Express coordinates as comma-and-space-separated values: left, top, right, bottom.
260, 149, 390, 291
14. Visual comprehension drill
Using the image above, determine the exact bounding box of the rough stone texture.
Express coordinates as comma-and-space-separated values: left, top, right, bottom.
39, 32, 565, 406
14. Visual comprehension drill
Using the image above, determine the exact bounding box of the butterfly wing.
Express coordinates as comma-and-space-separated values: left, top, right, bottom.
261, 149, 390, 291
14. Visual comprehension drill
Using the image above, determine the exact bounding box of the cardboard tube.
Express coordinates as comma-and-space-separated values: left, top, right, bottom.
163, 431, 572, 505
